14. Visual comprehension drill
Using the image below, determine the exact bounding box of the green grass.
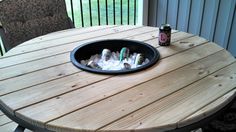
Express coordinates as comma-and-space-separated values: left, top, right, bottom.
65, 0, 138, 27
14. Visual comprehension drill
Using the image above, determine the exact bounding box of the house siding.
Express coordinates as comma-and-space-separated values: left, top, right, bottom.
148, 0, 236, 57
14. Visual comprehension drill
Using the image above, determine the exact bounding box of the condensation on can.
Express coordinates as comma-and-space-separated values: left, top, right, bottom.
159, 24, 171, 46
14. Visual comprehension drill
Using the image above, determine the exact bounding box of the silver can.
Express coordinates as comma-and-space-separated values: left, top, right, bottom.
86, 60, 101, 69
123, 63, 131, 69
134, 53, 144, 65
101, 49, 111, 61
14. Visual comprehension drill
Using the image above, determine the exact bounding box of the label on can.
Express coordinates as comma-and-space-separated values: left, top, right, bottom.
159, 24, 171, 46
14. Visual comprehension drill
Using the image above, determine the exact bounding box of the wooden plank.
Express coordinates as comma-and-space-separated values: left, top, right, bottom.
0, 35, 208, 114
178, 89, 236, 128
0, 52, 71, 81
19, 26, 116, 46
0, 30, 180, 93
14, 43, 223, 128
46, 50, 235, 132
0, 111, 3, 116
2, 25, 140, 58
0, 63, 80, 96
20, 26, 116, 46
0, 122, 17, 132
0, 26, 155, 68
144, 31, 194, 47
2, 32, 207, 109
0, 30, 180, 84
0, 71, 110, 116
0, 115, 12, 126
155, 35, 207, 58
100, 62, 236, 131
0, 28, 166, 81
0, 121, 33, 132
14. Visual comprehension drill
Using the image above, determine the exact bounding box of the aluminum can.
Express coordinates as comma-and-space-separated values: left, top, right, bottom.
101, 49, 111, 61
159, 24, 171, 46
86, 60, 101, 69
123, 63, 131, 69
119, 47, 130, 61
134, 53, 144, 65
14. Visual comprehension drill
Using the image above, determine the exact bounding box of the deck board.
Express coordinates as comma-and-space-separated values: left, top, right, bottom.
178, 88, 236, 128
47, 51, 235, 132
0, 26, 235, 132
15, 43, 223, 128
0, 30, 181, 81
100, 62, 236, 131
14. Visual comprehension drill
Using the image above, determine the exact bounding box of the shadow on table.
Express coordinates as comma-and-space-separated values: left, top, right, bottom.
202, 97, 236, 132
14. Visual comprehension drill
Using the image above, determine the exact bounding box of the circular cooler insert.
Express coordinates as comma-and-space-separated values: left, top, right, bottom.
70, 39, 160, 74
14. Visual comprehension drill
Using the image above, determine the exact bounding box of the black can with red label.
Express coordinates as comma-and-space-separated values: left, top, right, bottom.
159, 24, 171, 46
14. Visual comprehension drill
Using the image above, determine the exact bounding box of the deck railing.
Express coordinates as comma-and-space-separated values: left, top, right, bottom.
0, 0, 139, 56
66, 0, 138, 27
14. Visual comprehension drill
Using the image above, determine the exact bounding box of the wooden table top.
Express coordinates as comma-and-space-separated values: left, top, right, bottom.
0, 25, 236, 132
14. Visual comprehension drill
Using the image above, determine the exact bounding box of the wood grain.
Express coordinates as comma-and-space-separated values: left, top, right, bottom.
2, 26, 131, 57
100, 62, 236, 132
0, 121, 33, 132
47, 50, 235, 132
0, 26, 141, 68
15, 43, 222, 128
0, 29, 181, 95
19, 26, 115, 47
0, 122, 17, 132
0, 115, 12, 126
178, 88, 236, 128
0, 33, 204, 115
0, 71, 110, 115
0, 111, 3, 116
0, 26, 235, 132
0, 30, 180, 81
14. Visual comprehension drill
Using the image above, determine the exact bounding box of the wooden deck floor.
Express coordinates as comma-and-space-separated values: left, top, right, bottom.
0, 111, 32, 132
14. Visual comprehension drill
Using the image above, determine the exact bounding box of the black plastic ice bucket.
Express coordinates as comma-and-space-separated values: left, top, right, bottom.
70, 39, 160, 74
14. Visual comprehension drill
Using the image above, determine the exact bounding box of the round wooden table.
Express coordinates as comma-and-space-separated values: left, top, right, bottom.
0, 25, 236, 132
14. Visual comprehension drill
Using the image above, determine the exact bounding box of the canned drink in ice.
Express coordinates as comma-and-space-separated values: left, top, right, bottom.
159, 24, 171, 46
86, 60, 101, 69
134, 53, 144, 65
120, 47, 130, 61
123, 63, 131, 69
102, 49, 111, 61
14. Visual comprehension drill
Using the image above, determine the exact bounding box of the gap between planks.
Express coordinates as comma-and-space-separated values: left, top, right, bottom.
13, 43, 225, 128
97, 62, 236, 132
0, 26, 159, 68
19, 26, 117, 47
0, 31, 192, 95
0, 30, 186, 83
46, 50, 235, 131
0, 35, 209, 117
0, 34, 203, 99
178, 88, 236, 128
1, 26, 142, 58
